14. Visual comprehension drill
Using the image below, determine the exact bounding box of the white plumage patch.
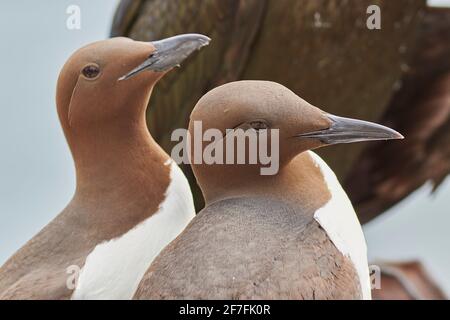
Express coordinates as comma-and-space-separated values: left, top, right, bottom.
308, 151, 372, 300
71, 161, 195, 300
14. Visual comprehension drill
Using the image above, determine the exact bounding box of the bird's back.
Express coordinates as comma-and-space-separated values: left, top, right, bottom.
134, 197, 361, 300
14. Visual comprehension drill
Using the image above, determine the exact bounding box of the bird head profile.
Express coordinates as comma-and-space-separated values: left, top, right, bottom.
55, 34, 209, 187
189, 80, 403, 203
56, 34, 210, 130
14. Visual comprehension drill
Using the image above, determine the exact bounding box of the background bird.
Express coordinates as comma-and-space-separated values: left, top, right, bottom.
110, 0, 450, 224
0, 35, 209, 299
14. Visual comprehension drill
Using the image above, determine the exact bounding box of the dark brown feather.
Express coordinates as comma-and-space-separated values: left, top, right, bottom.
345, 7, 450, 223
134, 197, 361, 300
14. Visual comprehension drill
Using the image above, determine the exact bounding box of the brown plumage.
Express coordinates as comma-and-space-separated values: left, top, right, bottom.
111, 0, 441, 223
0, 38, 169, 299
134, 81, 402, 299
135, 197, 361, 300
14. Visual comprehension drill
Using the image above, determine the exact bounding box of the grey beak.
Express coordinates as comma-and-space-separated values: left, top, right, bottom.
297, 114, 404, 144
118, 33, 211, 81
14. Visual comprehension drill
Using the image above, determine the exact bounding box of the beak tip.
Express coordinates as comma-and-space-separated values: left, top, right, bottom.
387, 128, 404, 140
194, 35, 211, 49
393, 132, 405, 140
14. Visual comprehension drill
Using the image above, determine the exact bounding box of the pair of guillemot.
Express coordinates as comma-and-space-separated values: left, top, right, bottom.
0, 34, 402, 300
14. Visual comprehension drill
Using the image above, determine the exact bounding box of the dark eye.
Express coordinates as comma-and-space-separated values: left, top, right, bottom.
249, 121, 269, 131
82, 65, 100, 79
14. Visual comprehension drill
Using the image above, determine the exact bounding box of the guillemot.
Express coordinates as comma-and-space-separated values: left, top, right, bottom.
0, 34, 210, 299
134, 81, 403, 300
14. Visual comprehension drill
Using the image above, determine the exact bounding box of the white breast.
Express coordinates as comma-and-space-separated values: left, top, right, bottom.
71, 161, 196, 300
308, 151, 371, 300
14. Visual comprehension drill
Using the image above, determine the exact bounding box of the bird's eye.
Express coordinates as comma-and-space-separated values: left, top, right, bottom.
249, 121, 269, 131
81, 64, 100, 79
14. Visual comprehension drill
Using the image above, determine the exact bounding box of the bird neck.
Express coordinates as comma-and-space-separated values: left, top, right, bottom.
67, 116, 170, 201
197, 151, 331, 216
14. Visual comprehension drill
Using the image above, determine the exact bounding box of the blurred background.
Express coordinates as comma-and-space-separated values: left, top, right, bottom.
0, 0, 449, 299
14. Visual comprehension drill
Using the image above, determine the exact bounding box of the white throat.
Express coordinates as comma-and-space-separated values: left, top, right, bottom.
308, 151, 371, 300
71, 161, 195, 300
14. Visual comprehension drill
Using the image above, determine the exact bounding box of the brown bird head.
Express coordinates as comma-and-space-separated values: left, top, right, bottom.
57, 35, 210, 130
189, 81, 403, 203
55, 35, 209, 187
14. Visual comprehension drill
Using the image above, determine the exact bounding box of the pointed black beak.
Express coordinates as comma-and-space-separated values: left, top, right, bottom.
118, 33, 211, 81
297, 114, 404, 144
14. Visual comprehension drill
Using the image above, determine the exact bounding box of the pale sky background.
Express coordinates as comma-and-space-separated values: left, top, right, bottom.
0, 0, 449, 297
